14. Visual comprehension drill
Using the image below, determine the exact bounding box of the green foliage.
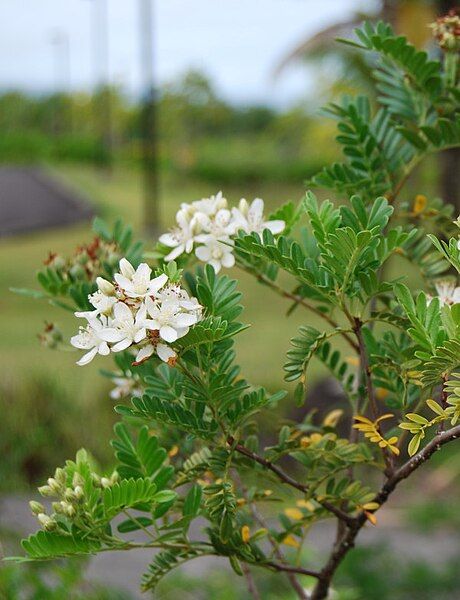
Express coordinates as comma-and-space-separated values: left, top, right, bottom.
15, 16, 460, 600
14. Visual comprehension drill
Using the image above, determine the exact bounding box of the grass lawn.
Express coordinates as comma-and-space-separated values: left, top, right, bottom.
0, 164, 335, 415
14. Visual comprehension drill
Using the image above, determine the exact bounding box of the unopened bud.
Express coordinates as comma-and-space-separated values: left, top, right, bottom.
54, 468, 66, 485
38, 485, 54, 497
47, 478, 62, 494
52, 501, 64, 513
96, 277, 115, 296
72, 472, 85, 488
29, 501, 45, 515
74, 485, 84, 500
91, 473, 102, 486
37, 513, 57, 531
64, 488, 76, 502
101, 477, 111, 489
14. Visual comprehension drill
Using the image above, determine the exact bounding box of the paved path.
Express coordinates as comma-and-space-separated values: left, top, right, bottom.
1, 495, 459, 598
0, 167, 94, 237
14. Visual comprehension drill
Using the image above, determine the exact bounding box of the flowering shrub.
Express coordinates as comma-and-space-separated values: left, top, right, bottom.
10, 18, 460, 600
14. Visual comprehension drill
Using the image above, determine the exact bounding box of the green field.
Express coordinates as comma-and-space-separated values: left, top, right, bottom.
0, 166, 333, 426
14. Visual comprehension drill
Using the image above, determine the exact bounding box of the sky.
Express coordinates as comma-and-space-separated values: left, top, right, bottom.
0, 0, 376, 107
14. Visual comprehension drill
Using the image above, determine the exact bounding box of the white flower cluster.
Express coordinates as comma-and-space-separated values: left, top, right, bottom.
159, 191, 285, 273
70, 258, 202, 367
428, 280, 460, 307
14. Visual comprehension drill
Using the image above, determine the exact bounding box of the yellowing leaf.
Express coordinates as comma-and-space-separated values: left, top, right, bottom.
284, 508, 304, 520
323, 409, 343, 428
241, 525, 250, 543
412, 194, 427, 214
364, 510, 377, 526
296, 499, 315, 511
282, 534, 300, 548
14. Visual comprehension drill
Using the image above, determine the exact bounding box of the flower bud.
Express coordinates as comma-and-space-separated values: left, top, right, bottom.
64, 503, 76, 518
54, 468, 66, 485
238, 198, 249, 216
37, 513, 57, 531
38, 485, 54, 497
96, 277, 115, 296
64, 487, 77, 502
29, 501, 45, 515
100, 477, 111, 489
74, 485, 84, 500
47, 478, 62, 494
52, 501, 64, 513
72, 472, 85, 488
91, 473, 102, 486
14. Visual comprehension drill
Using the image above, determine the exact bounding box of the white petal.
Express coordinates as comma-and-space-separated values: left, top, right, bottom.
98, 342, 110, 355
113, 302, 133, 322
165, 245, 185, 261
159, 233, 178, 247
149, 273, 168, 294
209, 259, 222, 273
221, 251, 235, 268
156, 343, 176, 363
119, 258, 135, 278
75, 310, 98, 319
175, 326, 190, 339
264, 220, 285, 235
114, 274, 132, 290
135, 344, 154, 363
160, 325, 178, 343
76, 347, 98, 366
174, 313, 198, 327
195, 245, 211, 262
112, 338, 133, 352
99, 327, 124, 343
134, 328, 147, 343
136, 262, 152, 281
70, 334, 88, 349
249, 198, 264, 221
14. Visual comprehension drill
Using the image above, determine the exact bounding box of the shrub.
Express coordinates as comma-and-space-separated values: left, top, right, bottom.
9, 16, 460, 600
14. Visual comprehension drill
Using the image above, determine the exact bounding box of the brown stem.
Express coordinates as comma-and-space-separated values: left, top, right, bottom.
228, 437, 355, 526
310, 424, 460, 599
264, 561, 320, 578
236, 474, 308, 600
352, 318, 394, 475
237, 262, 359, 353
242, 563, 262, 600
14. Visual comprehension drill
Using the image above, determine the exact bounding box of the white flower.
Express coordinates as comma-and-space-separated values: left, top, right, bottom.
157, 284, 203, 315
70, 316, 120, 366
145, 297, 199, 342
159, 210, 202, 262
196, 207, 234, 238
429, 280, 460, 306
231, 198, 285, 235
114, 258, 168, 299
109, 302, 150, 352
134, 341, 177, 366
181, 191, 227, 218
96, 277, 115, 296
195, 236, 235, 273
110, 376, 142, 400
88, 290, 117, 315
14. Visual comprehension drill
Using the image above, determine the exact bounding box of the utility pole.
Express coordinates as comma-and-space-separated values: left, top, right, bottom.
85, 0, 113, 171
139, 0, 160, 233
50, 30, 71, 136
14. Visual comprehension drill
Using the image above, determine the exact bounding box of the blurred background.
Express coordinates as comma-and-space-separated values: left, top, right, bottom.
1, 1, 459, 598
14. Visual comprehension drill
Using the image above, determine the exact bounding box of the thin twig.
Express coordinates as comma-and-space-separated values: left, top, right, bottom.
228, 437, 355, 526
237, 262, 359, 353
310, 423, 460, 599
242, 563, 262, 600
236, 473, 309, 600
